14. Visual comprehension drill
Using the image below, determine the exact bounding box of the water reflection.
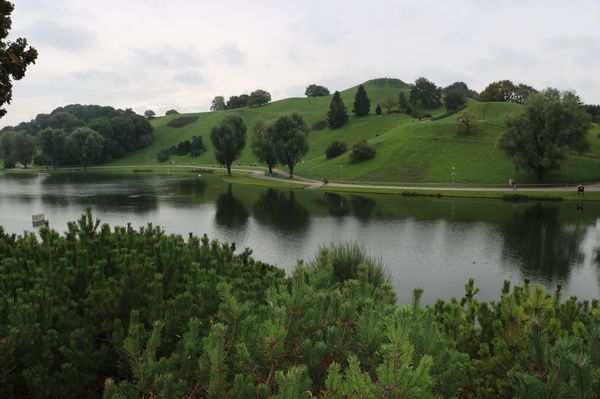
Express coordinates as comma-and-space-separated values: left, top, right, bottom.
324, 192, 351, 217
215, 185, 248, 228
253, 189, 310, 233
501, 204, 586, 283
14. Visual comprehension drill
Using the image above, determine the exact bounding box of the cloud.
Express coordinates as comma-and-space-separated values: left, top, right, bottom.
214, 43, 245, 66
289, 16, 347, 46
541, 36, 600, 65
130, 46, 203, 68
26, 19, 96, 52
173, 70, 204, 85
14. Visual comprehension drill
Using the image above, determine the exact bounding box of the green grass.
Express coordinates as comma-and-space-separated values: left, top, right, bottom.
320, 185, 600, 202
222, 175, 310, 189
112, 79, 600, 185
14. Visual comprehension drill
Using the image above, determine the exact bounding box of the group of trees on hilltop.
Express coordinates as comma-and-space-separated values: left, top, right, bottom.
0, 105, 153, 168
479, 80, 537, 103
210, 112, 309, 178
210, 90, 272, 111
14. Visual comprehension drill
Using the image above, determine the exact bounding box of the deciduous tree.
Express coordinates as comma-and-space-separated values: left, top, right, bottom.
271, 112, 309, 178
143, 110, 156, 119
38, 128, 67, 168
0, 0, 38, 118
67, 127, 105, 168
498, 89, 591, 181
380, 96, 398, 114
456, 111, 476, 135
443, 90, 467, 112
210, 96, 226, 111
305, 84, 330, 97
250, 119, 277, 175
248, 89, 271, 107
410, 77, 442, 108
210, 114, 247, 175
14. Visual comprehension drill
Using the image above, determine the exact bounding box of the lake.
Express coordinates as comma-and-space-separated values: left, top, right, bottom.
1, 172, 599, 304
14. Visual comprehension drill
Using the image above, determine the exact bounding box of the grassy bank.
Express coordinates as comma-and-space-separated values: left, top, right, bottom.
321, 184, 600, 201
222, 175, 310, 189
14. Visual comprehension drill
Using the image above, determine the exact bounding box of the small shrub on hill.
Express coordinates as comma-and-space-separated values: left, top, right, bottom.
190, 136, 206, 157
325, 139, 348, 159
311, 120, 328, 131
167, 116, 198, 128
350, 140, 376, 162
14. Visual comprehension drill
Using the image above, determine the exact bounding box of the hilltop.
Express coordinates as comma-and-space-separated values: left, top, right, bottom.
113, 79, 600, 185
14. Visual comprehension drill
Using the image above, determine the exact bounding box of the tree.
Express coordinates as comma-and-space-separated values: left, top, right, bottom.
443, 90, 467, 112
38, 128, 67, 168
248, 89, 271, 107
398, 91, 410, 113
0, 0, 38, 119
305, 84, 330, 97
190, 136, 206, 157
443, 82, 479, 99
350, 140, 376, 163
456, 111, 477, 135
352, 84, 370, 117
327, 91, 349, 128
210, 114, 247, 176
67, 127, 105, 168
375, 104, 382, 116
210, 96, 226, 111
271, 112, 309, 178
165, 109, 179, 115
250, 119, 277, 175
143, 110, 156, 119
498, 89, 591, 181
380, 96, 398, 113
410, 77, 442, 108
480, 80, 537, 104
49, 111, 84, 132
11, 131, 36, 167
325, 139, 347, 159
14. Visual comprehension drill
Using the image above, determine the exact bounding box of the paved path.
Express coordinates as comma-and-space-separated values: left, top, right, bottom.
247, 168, 600, 193
92, 164, 600, 193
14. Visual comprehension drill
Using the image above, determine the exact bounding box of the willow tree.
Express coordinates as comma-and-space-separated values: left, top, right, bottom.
498, 88, 591, 181
210, 114, 247, 176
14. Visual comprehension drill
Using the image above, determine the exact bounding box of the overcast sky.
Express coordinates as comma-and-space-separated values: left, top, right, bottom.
3, 0, 600, 127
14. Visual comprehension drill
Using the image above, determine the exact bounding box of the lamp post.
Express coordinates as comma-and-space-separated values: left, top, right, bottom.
451, 166, 456, 186
340, 164, 343, 180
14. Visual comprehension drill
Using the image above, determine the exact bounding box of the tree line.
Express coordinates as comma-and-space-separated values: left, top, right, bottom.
1, 212, 599, 398
0, 104, 153, 168
210, 90, 272, 111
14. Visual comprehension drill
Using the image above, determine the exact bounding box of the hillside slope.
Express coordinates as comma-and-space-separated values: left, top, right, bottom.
113, 80, 600, 184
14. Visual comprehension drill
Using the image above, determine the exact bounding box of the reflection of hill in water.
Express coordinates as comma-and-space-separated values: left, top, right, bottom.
253, 189, 310, 234
501, 204, 587, 284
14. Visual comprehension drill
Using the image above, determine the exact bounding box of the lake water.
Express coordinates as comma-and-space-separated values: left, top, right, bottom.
1, 172, 599, 304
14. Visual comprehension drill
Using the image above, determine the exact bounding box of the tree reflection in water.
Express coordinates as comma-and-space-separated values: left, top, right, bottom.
501, 204, 586, 284
215, 185, 248, 228
253, 188, 310, 233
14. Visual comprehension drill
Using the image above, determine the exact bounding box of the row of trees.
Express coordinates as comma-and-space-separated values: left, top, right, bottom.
0, 105, 153, 168
157, 136, 206, 162
2, 213, 599, 398
210, 90, 272, 111
0, 126, 104, 168
210, 112, 310, 178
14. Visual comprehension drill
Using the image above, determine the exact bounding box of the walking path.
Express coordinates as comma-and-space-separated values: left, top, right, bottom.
248, 168, 600, 193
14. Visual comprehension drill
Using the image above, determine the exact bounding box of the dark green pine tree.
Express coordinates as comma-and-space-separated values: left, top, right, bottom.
375, 103, 382, 116
352, 84, 370, 116
327, 91, 349, 128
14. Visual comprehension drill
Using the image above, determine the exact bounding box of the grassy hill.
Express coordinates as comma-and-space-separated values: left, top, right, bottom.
113, 79, 600, 185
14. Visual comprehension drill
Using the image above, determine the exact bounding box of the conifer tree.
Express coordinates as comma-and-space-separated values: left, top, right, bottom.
327, 91, 349, 128
375, 104, 382, 116
352, 84, 371, 116
398, 91, 410, 113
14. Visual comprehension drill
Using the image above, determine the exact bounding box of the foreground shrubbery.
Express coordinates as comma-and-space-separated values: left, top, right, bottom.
1, 213, 600, 398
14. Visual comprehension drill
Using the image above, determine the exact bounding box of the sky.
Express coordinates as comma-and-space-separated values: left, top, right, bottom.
3, 0, 600, 127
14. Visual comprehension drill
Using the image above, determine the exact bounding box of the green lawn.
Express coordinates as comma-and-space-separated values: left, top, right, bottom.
112, 79, 600, 185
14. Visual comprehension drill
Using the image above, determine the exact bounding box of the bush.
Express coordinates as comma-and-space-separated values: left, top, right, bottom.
165, 109, 179, 115
310, 242, 388, 287
32, 154, 49, 166
3, 159, 15, 168
176, 140, 192, 155
190, 136, 206, 157
156, 148, 171, 162
350, 140, 376, 162
325, 139, 348, 159
167, 116, 198, 128
311, 120, 328, 131
409, 109, 432, 120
